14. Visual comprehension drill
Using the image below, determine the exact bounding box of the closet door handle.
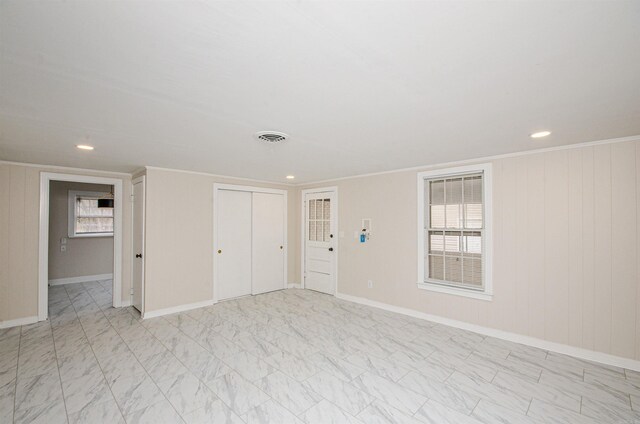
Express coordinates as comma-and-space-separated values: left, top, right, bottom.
135, 253, 142, 258
328, 247, 334, 252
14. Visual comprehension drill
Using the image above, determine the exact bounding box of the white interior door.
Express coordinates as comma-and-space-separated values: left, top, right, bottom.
304, 191, 336, 294
132, 177, 145, 313
252, 192, 285, 295
217, 189, 252, 300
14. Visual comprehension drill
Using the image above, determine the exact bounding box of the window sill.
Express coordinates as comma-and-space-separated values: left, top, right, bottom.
417, 281, 493, 301
69, 233, 114, 239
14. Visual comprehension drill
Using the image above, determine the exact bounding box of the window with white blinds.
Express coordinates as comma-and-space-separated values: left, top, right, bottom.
417, 164, 492, 300
68, 191, 114, 238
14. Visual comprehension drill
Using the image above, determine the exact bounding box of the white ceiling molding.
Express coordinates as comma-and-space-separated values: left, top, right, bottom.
295, 133, 640, 186
143, 166, 294, 187
0, 160, 132, 177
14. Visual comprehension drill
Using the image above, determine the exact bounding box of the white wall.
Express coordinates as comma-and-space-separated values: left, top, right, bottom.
300, 139, 640, 361
0, 162, 133, 324
143, 168, 298, 314
48, 181, 114, 280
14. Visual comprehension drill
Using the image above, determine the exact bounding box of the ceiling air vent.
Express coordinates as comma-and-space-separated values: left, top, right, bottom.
254, 131, 288, 144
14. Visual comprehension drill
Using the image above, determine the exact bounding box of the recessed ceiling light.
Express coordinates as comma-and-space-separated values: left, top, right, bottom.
530, 131, 551, 139
286, 175, 295, 180
76, 144, 94, 150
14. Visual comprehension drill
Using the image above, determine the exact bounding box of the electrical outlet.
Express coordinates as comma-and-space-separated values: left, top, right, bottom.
367, 280, 373, 289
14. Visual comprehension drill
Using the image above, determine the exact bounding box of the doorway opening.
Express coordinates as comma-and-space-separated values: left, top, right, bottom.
39, 173, 124, 321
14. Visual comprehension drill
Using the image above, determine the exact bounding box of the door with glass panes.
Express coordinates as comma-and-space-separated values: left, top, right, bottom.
304, 191, 336, 294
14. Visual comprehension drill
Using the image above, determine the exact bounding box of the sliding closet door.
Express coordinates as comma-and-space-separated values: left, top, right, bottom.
217, 190, 252, 300
252, 192, 285, 295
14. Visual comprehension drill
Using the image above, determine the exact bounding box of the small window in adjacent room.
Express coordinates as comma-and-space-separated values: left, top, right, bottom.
68, 190, 114, 238
417, 164, 492, 300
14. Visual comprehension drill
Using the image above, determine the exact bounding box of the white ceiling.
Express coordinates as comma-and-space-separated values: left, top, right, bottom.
1, 1, 639, 184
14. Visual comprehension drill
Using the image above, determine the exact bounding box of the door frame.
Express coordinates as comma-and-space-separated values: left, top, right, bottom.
131, 175, 145, 315
213, 183, 288, 303
300, 186, 338, 294
38, 172, 124, 321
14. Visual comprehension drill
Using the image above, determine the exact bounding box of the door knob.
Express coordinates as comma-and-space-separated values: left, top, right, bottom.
217, 249, 222, 254
328, 247, 334, 252
135, 253, 142, 258
280, 246, 283, 250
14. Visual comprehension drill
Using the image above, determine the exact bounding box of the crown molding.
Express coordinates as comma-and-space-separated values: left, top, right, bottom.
296, 134, 640, 186
144, 165, 295, 187
0, 159, 132, 177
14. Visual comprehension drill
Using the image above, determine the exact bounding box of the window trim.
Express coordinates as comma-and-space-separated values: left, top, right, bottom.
417, 163, 493, 301
68, 190, 114, 238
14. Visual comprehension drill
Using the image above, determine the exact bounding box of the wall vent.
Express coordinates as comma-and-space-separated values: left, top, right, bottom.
254, 131, 288, 144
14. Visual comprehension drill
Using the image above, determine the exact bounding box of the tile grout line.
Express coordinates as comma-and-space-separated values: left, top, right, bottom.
51, 286, 71, 424
128, 314, 231, 421
412, 397, 430, 419
192, 311, 312, 421
68, 283, 128, 423
128, 302, 190, 423
579, 395, 583, 414
12, 325, 22, 424
105, 306, 184, 422
468, 397, 482, 417
162, 302, 334, 421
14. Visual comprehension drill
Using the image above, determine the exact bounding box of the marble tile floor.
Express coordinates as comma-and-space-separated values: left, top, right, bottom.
1, 282, 640, 423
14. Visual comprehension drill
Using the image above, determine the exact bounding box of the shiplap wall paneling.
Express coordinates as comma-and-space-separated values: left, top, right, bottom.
636, 144, 640, 360
9, 166, 27, 319
25, 169, 39, 319
0, 166, 10, 322
479, 161, 500, 329
527, 154, 546, 339
515, 156, 529, 336
582, 146, 596, 351
610, 142, 637, 358
501, 158, 519, 334
568, 148, 584, 348
544, 150, 570, 344
594, 144, 613, 353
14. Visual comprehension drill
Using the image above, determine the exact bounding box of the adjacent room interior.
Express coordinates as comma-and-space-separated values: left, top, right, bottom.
46, 179, 117, 349
1, 1, 640, 423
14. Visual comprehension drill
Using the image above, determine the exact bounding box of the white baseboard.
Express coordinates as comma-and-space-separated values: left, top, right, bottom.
143, 299, 214, 319
0, 315, 39, 329
49, 273, 113, 286
336, 292, 640, 372
287, 283, 302, 289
